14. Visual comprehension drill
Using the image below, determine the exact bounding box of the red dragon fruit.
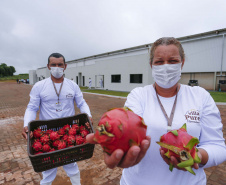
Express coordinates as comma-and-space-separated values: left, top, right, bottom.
72, 124, 79, 131
35, 151, 43, 155
42, 144, 51, 152
49, 148, 55, 152
67, 135, 76, 145
75, 135, 85, 145
62, 134, 69, 141
156, 123, 201, 175
79, 125, 86, 132
58, 141, 67, 150
63, 124, 70, 132
40, 135, 50, 144
33, 128, 43, 138
50, 131, 60, 141
45, 129, 53, 135
94, 107, 147, 154
68, 128, 77, 136
52, 140, 60, 148
32, 141, 42, 151
58, 128, 66, 135
81, 129, 89, 138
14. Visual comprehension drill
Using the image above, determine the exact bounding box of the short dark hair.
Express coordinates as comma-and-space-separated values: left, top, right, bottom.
48, 53, 65, 64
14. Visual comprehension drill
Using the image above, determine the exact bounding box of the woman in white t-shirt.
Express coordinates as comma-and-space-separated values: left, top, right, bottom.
87, 37, 226, 185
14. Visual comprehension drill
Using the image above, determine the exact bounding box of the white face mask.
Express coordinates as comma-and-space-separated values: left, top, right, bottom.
152, 63, 182, 89
50, 67, 64, 79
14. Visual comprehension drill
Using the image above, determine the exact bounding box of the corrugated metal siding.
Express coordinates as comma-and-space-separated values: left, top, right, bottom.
182, 36, 223, 72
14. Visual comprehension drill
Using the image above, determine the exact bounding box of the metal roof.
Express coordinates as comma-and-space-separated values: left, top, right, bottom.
38, 28, 226, 69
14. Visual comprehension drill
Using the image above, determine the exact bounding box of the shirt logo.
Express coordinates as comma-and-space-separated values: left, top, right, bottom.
66, 93, 73, 98
185, 109, 200, 123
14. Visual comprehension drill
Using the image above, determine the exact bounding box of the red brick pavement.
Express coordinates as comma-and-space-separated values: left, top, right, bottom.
0, 81, 225, 185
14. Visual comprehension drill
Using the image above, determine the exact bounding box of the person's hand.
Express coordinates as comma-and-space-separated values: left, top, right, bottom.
160, 148, 203, 171
86, 133, 151, 169
22, 126, 33, 140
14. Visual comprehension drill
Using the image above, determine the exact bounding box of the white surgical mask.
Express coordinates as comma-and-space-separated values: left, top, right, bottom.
50, 67, 64, 79
152, 63, 182, 89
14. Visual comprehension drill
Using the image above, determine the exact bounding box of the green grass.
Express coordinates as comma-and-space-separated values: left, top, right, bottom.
0, 74, 29, 81
81, 87, 226, 102
81, 88, 129, 97
209, 91, 226, 102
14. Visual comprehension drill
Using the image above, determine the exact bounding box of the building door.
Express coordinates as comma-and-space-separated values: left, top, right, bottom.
83, 76, 85, 86
78, 73, 82, 86
95, 75, 104, 88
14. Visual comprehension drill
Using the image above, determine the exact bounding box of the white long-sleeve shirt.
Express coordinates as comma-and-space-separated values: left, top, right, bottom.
24, 77, 92, 127
121, 84, 226, 185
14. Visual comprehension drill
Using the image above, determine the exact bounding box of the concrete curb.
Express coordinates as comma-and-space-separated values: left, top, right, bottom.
83, 92, 127, 99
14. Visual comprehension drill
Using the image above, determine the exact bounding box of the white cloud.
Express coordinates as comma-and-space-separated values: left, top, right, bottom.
0, 0, 225, 74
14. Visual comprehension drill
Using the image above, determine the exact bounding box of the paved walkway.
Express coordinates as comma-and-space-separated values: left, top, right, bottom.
0, 82, 225, 185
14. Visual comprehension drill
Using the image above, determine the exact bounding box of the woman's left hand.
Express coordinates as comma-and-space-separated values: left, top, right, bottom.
160, 149, 203, 171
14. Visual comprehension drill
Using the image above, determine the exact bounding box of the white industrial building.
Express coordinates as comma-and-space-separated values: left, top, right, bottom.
30, 28, 226, 91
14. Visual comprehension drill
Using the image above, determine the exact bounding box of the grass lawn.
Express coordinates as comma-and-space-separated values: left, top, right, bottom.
81, 87, 226, 102
209, 91, 226, 102
0, 74, 29, 81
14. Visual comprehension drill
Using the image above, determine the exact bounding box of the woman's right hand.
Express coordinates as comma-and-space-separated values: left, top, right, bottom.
86, 134, 151, 169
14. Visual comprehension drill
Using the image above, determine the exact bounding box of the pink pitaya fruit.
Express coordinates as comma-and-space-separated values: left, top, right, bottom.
40, 135, 50, 144
156, 123, 201, 175
68, 128, 77, 136
72, 124, 79, 131
67, 135, 76, 145
94, 107, 147, 154
62, 134, 69, 141
49, 148, 55, 152
52, 140, 60, 148
79, 125, 86, 132
50, 131, 60, 141
33, 128, 43, 138
75, 135, 85, 145
63, 124, 70, 132
58, 141, 67, 150
58, 128, 66, 135
34, 151, 43, 155
42, 144, 51, 152
45, 129, 53, 135
81, 129, 89, 138
32, 141, 42, 151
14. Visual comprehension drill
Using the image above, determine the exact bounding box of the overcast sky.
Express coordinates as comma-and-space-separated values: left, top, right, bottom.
1, 0, 226, 74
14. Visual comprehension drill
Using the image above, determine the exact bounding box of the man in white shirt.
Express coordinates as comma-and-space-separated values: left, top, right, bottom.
22, 53, 92, 185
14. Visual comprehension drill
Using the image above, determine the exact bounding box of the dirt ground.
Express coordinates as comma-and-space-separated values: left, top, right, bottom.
0, 81, 225, 185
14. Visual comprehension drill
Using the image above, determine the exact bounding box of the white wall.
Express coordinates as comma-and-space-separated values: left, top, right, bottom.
34, 30, 226, 91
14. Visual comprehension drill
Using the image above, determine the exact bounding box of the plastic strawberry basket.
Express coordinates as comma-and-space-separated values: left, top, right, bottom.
27, 113, 95, 172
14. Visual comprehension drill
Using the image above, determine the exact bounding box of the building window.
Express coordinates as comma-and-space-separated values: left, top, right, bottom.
130, 74, 142, 83
111, 75, 121, 83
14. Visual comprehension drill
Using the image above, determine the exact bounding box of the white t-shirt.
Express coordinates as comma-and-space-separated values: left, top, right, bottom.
121, 84, 226, 185
24, 77, 92, 127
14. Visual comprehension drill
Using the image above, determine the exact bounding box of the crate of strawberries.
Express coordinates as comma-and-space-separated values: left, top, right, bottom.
27, 113, 95, 172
